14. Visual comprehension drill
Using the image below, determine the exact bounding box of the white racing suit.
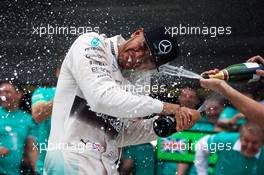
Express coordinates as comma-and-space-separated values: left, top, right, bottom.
44, 32, 163, 175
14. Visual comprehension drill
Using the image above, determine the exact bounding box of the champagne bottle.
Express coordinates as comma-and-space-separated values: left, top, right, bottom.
202, 63, 264, 82
153, 115, 176, 138
153, 112, 201, 137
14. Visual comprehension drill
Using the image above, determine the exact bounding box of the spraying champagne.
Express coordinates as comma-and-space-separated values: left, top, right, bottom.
202, 63, 264, 82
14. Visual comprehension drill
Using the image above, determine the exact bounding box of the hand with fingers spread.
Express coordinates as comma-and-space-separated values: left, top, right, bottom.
247, 55, 264, 83
247, 55, 264, 64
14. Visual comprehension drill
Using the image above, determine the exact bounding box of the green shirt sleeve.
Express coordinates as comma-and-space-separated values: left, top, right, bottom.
32, 88, 47, 105
31, 87, 56, 106
219, 107, 240, 121
23, 111, 37, 139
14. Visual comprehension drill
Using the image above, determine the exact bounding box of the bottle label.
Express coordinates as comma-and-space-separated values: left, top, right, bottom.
243, 63, 259, 68
248, 74, 260, 83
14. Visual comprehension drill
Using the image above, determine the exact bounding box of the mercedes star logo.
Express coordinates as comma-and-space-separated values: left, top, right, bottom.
158, 40, 172, 54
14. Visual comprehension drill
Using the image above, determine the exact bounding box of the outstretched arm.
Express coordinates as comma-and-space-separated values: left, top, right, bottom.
200, 78, 264, 127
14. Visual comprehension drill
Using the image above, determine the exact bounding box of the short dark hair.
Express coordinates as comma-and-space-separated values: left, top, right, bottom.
205, 93, 226, 107
179, 86, 198, 97
0, 81, 24, 93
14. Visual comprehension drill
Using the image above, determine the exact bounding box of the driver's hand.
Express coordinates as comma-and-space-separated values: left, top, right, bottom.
175, 107, 201, 131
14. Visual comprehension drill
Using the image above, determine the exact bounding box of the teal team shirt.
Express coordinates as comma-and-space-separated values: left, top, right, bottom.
219, 106, 239, 121
123, 143, 155, 175
187, 112, 216, 175
207, 132, 264, 175
190, 112, 215, 132
0, 107, 35, 175
31, 87, 56, 175
157, 112, 215, 175
219, 106, 246, 125
157, 161, 177, 175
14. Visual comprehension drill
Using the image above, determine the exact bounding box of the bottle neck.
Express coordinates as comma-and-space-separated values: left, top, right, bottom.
208, 69, 228, 80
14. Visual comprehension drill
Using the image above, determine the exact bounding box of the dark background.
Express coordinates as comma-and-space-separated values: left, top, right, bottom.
1, 0, 264, 86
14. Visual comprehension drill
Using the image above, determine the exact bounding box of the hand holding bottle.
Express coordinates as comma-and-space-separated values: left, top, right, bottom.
247, 55, 264, 64
176, 107, 201, 131
201, 62, 264, 82
200, 77, 227, 93
161, 103, 201, 130
154, 104, 201, 137
200, 68, 227, 93
247, 55, 264, 83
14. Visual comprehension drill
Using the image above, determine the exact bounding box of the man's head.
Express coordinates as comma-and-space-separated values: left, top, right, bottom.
240, 122, 264, 158
118, 28, 155, 70
178, 87, 199, 109
204, 95, 225, 123
0, 82, 22, 111
118, 27, 178, 70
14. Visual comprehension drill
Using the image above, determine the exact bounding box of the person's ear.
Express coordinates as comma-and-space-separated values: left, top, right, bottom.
131, 28, 144, 38
17, 91, 22, 101
55, 67, 61, 78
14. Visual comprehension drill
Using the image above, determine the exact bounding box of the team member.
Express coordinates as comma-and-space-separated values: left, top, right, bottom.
44, 27, 201, 175
0, 82, 36, 175
177, 94, 225, 175
31, 67, 59, 175
195, 122, 264, 175
200, 55, 264, 127
31, 87, 56, 174
178, 86, 200, 109
159, 86, 200, 175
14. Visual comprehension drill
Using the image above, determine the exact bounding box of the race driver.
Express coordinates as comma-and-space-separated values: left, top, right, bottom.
44, 27, 201, 175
